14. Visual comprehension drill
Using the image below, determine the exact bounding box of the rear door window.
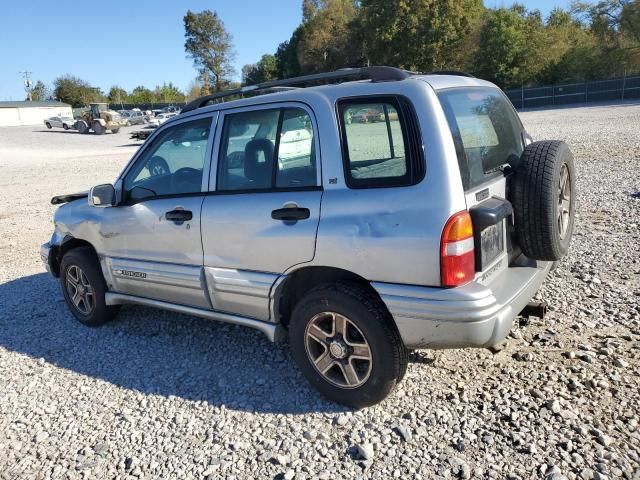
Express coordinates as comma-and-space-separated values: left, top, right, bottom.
217, 107, 317, 191
437, 87, 524, 190
338, 96, 423, 188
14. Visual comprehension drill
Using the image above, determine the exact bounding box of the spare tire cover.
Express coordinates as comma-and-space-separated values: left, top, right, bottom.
512, 140, 576, 261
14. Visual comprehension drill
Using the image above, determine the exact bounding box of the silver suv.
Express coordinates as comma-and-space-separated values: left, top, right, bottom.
41, 67, 576, 407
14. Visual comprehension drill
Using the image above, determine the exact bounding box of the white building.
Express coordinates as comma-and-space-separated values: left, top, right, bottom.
0, 101, 73, 127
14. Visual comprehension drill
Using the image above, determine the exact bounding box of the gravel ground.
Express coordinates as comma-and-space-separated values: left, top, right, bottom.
0, 105, 639, 480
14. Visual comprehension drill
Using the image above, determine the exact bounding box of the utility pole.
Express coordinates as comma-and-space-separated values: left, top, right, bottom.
20, 71, 33, 101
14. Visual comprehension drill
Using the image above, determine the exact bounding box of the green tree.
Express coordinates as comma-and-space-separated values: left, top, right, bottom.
30, 80, 50, 101
53, 75, 102, 107
357, 0, 485, 72
573, 0, 640, 74
275, 26, 305, 78
243, 54, 278, 85
153, 82, 185, 103
539, 8, 599, 83
297, 0, 359, 73
129, 86, 154, 104
108, 86, 128, 105
184, 9, 236, 93
474, 7, 548, 88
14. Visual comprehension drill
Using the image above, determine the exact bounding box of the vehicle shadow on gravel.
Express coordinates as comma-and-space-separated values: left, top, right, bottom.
0, 273, 349, 415
32, 129, 80, 134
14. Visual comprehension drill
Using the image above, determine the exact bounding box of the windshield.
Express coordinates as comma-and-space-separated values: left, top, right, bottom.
438, 87, 524, 190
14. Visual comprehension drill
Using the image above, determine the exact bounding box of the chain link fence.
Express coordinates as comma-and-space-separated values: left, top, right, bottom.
107, 102, 186, 112
505, 74, 640, 109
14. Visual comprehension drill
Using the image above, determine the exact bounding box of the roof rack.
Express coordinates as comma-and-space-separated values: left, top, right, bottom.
428, 70, 475, 78
182, 66, 412, 113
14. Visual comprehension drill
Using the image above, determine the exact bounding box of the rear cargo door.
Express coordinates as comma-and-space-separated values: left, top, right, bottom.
437, 87, 526, 283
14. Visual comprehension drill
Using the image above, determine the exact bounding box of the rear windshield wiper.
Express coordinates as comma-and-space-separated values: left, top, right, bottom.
484, 163, 512, 175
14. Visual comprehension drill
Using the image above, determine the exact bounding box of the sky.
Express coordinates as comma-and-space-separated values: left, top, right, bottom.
0, 0, 571, 101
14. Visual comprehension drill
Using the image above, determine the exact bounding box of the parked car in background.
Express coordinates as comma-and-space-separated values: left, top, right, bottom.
348, 107, 384, 123
130, 124, 158, 141
147, 112, 177, 127
127, 110, 147, 125
44, 116, 76, 131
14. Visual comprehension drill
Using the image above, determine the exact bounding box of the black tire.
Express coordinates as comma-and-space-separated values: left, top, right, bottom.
92, 121, 106, 135
60, 246, 120, 327
63, 124, 69, 130
512, 140, 576, 261
76, 121, 89, 134
45, 122, 52, 129
289, 283, 408, 408
111, 128, 120, 134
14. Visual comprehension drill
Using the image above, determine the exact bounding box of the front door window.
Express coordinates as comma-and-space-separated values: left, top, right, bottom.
123, 117, 212, 202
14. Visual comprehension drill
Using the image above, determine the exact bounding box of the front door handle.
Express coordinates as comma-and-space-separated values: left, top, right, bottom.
271, 207, 310, 221
165, 209, 193, 222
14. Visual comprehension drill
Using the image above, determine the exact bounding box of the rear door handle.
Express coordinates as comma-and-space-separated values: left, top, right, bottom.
271, 207, 310, 221
165, 209, 193, 222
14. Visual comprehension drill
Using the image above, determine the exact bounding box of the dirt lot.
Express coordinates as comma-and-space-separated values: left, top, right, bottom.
0, 106, 639, 479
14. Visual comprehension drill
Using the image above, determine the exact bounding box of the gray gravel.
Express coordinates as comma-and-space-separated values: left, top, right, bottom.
1, 105, 639, 479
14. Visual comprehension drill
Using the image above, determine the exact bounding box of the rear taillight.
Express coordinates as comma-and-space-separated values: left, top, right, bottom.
441, 211, 475, 287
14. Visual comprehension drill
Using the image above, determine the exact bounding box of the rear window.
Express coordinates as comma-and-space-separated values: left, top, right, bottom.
437, 87, 524, 190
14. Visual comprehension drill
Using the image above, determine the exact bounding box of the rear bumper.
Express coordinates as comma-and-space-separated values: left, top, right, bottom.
372, 257, 551, 349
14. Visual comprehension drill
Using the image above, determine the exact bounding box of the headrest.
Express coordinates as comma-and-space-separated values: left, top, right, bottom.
244, 139, 274, 186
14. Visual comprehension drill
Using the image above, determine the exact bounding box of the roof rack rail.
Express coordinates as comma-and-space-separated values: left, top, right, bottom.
428, 70, 475, 78
182, 66, 412, 113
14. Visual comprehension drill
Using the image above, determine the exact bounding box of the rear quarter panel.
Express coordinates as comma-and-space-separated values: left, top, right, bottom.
308, 80, 467, 286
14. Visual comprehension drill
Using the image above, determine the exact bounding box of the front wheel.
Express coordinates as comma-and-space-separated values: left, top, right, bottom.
60, 247, 120, 326
111, 128, 120, 134
45, 122, 52, 129
289, 283, 408, 408
76, 120, 89, 134
63, 124, 69, 130
92, 121, 106, 135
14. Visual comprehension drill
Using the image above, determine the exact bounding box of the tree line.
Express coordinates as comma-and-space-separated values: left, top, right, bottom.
197, 0, 639, 92
29, 76, 190, 108
29, 0, 640, 106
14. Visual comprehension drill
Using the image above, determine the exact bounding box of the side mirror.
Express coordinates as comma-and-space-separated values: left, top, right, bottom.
89, 184, 115, 207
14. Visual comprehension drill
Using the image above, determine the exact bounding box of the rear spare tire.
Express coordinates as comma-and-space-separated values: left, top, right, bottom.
512, 140, 576, 261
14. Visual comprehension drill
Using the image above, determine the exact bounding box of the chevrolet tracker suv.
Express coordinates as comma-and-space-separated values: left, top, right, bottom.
41, 67, 575, 407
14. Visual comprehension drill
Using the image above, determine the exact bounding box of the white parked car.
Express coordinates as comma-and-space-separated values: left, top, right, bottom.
44, 116, 75, 130
147, 112, 177, 127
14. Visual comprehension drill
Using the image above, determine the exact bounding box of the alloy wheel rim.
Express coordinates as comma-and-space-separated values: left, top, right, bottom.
304, 312, 373, 389
65, 265, 95, 315
558, 163, 572, 239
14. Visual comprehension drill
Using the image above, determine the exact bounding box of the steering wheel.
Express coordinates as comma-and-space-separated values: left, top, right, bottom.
171, 167, 201, 193
147, 155, 170, 177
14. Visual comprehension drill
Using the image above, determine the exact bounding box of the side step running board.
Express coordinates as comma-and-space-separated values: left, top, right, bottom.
105, 292, 281, 342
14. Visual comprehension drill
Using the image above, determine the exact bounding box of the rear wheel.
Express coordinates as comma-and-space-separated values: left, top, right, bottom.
92, 121, 106, 135
60, 247, 120, 326
111, 128, 120, 134
289, 283, 408, 408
